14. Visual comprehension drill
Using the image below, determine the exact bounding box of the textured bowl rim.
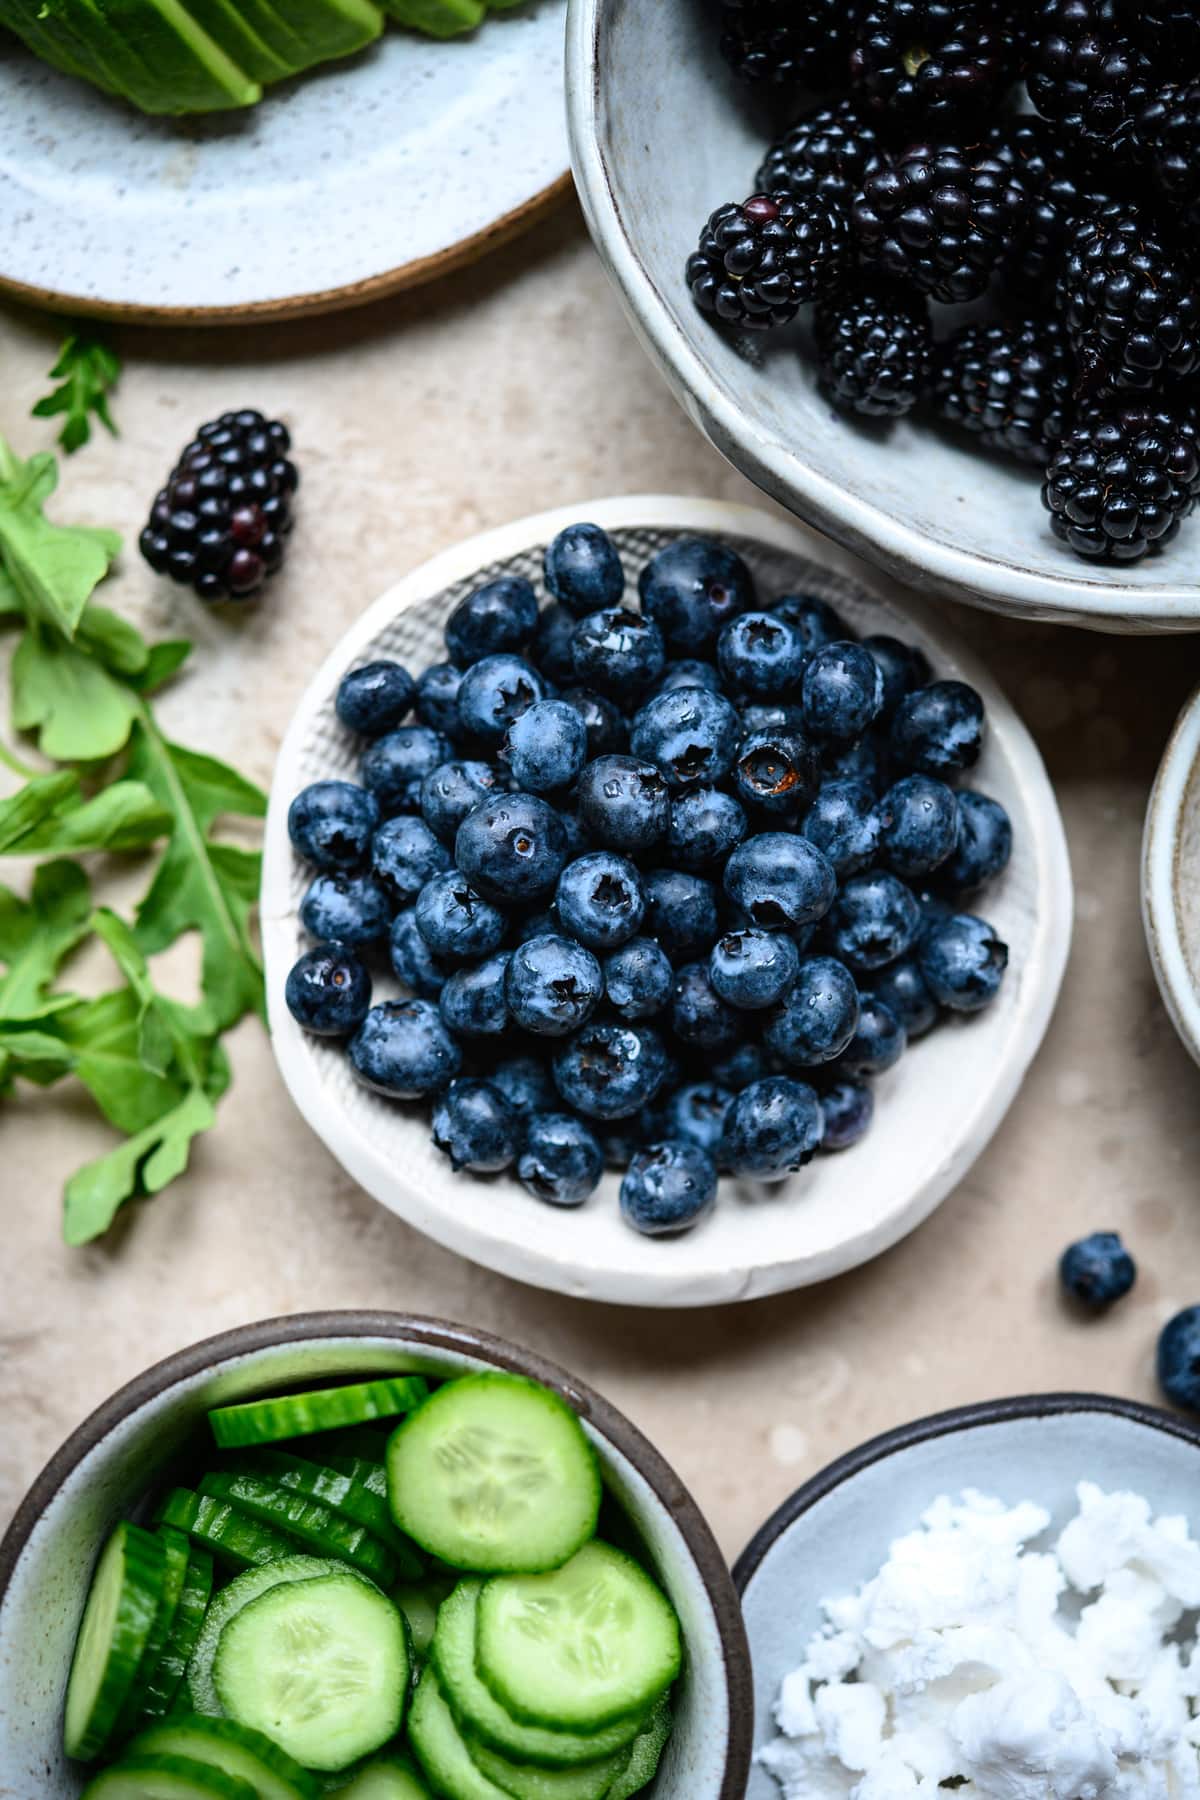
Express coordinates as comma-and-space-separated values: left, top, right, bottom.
0, 1309, 753, 1800
732, 1390, 1200, 1591
563, 0, 1200, 631
1142, 685, 1200, 1068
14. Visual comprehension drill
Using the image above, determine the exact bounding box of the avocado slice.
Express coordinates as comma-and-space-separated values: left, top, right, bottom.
0, 0, 124, 93
172, 0, 294, 81
88, 0, 261, 111
382, 0, 484, 34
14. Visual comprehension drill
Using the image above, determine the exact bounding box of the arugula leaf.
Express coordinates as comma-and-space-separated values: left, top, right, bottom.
0, 774, 168, 855
0, 439, 121, 640
11, 626, 142, 759
31, 334, 121, 456
63, 1087, 218, 1245
0, 770, 78, 851
0, 860, 91, 1023
75, 602, 150, 677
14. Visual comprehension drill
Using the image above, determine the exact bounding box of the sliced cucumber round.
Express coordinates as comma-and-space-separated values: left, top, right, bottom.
128, 1714, 320, 1800
115, 1526, 192, 1738
246, 1450, 418, 1563
604, 1700, 673, 1800
187, 1555, 349, 1717
209, 1377, 429, 1449
213, 1573, 409, 1772
327, 1753, 434, 1798
467, 1733, 629, 1800
157, 1487, 299, 1571
140, 1547, 214, 1724
198, 1470, 397, 1585
431, 1583, 646, 1768
476, 1544, 681, 1732
80, 1750, 259, 1799
65, 1522, 168, 1761
408, 1672, 510, 1800
386, 1375, 600, 1574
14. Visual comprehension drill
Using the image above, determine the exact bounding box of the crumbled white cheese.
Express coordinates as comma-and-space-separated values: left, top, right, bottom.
760, 1485, 1200, 1800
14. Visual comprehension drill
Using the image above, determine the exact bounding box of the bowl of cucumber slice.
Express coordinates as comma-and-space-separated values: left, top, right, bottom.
0, 1311, 751, 1800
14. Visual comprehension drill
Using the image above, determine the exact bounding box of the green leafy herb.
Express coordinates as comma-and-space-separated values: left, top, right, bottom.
32, 333, 121, 455
0, 440, 121, 639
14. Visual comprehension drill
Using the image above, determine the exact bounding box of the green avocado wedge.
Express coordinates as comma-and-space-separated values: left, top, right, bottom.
381, 0, 484, 36
88, 0, 260, 112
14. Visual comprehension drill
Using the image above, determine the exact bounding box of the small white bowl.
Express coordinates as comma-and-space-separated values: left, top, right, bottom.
565, 0, 1200, 633
1142, 685, 1200, 1066
734, 1394, 1200, 1800
260, 494, 1073, 1307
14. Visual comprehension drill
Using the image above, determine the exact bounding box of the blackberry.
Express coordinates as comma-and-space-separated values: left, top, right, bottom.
1117, 0, 1200, 74
1058, 201, 1200, 392
1025, 0, 1154, 166
814, 283, 933, 417
1042, 400, 1200, 559
139, 408, 297, 603
990, 116, 1109, 296
719, 0, 858, 87
756, 100, 889, 209
849, 0, 1018, 129
933, 319, 1072, 465
852, 141, 1028, 303
1133, 84, 1200, 232
687, 192, 851, 330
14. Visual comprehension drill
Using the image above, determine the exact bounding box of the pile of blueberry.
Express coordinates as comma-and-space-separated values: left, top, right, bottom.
283, 523, 1012, 1239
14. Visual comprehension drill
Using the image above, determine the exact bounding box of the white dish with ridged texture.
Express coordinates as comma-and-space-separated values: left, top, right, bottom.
260, 495, 1073, 1307
1142, 685, 1200, 1068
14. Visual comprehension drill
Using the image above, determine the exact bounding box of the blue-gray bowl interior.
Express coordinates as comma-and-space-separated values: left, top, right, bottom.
734, 1395, 1200, 1800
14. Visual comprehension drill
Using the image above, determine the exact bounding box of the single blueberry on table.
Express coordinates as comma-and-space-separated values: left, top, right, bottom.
938, 790, 1013, 894
731, 730, 821, 819
765, 955, 860, 1066
300, 870, 393, 948
571, 607, 666, 698
878, 774, 960, 879
560, 687, 628, 759
530, 603, 580, 686
708, 1040, 770, 1091
638, 536, 755, 654
630, 686, 741, 791
672, 961, 742, 1050
719, 1075, 824, 1182
802, 778, 882, 876
603, 936, 674, 1020
771, 591, 849, 651
620, 1142, 718, 1237
360, 726, 453, 816
641, 867, 721, 962
667, 787, 748, 871
556, 851, 645, 950
335, 661, 416, 737
444, 575, 539, 666
414, 872, 507, 963
739, 700, 808, 737
838, 993, 907, 1075
371, 814, 452, 906
552, 1021, 668, 1120
389, 908, 451, 999
862, 634, 930, 719
439, 952, 512, 1038
919, 912, 1008, 1011
285, 943, 372, 1036
710, 927, 800, 1010
891, 680, 985, 777
456, 654, 547, 745
502, 699, 588, 793
724, 832, 838, 931
802, 641, 885, 742
654, 659, 723, 696
543, 522, 626, 616
288, 781, 380, 872
1158, 1306, 1200, 1411
827, 870, 922, 972
865, 954, 939, 1038
662, 1083, 733, 1157
349, 999, 461, 1099
1060, 1231, 1137, 1310
717, 609, 807, 697
431, 1079, 519, 1173
819, 1078, 875, 1151
419, 760, 501, 844
455, 793, 569, 903
489, 1054, 557, 1120
505, 934, 604, 1037
415, 662, 464, 736
577, 754, 670, 852
518, 1112, 605, 1207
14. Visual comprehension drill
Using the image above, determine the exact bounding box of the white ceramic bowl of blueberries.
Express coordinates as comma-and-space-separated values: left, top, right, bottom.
261, 495, 1073, 1307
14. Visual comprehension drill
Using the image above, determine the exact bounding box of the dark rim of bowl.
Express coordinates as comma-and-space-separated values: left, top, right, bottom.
733, 1389, 1200, 1593
0, 1309, 752, 1800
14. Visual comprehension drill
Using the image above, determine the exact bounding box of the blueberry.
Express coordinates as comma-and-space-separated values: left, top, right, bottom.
557, 808, 591, 863
288, 781, 380, 872
719, 1075, 824, 1182
556, 851, 645, 950
300, 870, 393, 947
603, 936, 674, 1019
1060, 1231, 1137, 1310
455, 793, 569, 903
662, 1083, 733, 1156
571, 608, 666, 697
828, 870, 921, 972
505, 934, 603, 1036
415, 662, 464, 736
285, 943, 372, 1036
710, 928, 799, 1010
862, 634, 930, 719
771, 592, 849, 650
938, 791, 1012, 895
371, 815, 452, 905
420, 760, 501, 843
349, 999, 461, 1098
502, 699, 588, 793
724, 832, 837, 931
577, 755, 670, 853
414, 873, 507, 962
600, 1126, 643, 1169
739, 701, 808, 736
819, 1078, 875, 1151
361, 726, 453, 816
457, 654, 546, 745
518, 1112, 605, 1206
620, 1142, 718, 1236
708, 1040, 770, 1091
667, 787, 748, 872
531, 604, 580, 685
879, 775, 960, 879
513, 907, 559, 945
559, 688, 628, 759
1158, 1307, 1200, 1411
489, 1055, 556, 1119
919, 912, 1008, 1011
552, 1021, 667, 1120
439, 952, 511, 1038
641, 868, 721, 962
653, 659, 723, 696
431, 1079, 518, 1173
671, 961, 742, 1050
802, 779, 881, 876
717, 610, 806, 697
865, 954, 939, 1038
765, 956, 859, 1066
730, 730, 821, 819
544, 523, 626, 616
444, 575, 539, 666
802, 641, 884, 742
824, 733, 886, 790
389, 908, 452, 998
891, 680, 984, 777
638, 536, 755, 654
838, 994, 906, 1075
630, 686, 741, 791
336, 661, 416, 737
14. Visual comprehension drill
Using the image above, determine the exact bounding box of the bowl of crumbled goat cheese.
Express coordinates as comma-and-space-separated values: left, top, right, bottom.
735, 1394, 1200, 1800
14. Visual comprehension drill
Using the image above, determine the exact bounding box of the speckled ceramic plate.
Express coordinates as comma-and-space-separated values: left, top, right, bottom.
0, 3, 568, 324
1142, 685, 1200, 1068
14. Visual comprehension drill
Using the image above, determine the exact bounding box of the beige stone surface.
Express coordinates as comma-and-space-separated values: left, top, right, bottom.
3, 201, 1200, 1563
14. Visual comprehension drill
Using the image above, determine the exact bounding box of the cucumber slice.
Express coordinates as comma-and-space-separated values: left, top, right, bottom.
209, 1377, 429, 1450
328, 1753, 433, 1798
186, 1556, 349, 1717
213, 1573, 409, 1771
468, 1735, 629, 1800
408, 1672, 510, 1800
80, 1751, 258, 1799
431, 1584, 646, 1769
128, 1715, 320, 1800
198, 1471, 397, 1585
157, 1487, 299, 1571
604, 1702, 672, 1800
381, 0, 485, 37
386, 1376, 600, 1574
245, 1450, 419, 1566
115, 1527, 193, 1738
476, 1545, 681, 1732
65, 1523, 168, 1762
140, 1548, 214, 1723
304, 1426, 393, 1463
392, 1584, 439, 1660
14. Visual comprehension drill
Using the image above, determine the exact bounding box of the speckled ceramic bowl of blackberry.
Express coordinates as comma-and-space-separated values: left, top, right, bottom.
0, 1311, 751, 1797
260, 495, 1072, 1307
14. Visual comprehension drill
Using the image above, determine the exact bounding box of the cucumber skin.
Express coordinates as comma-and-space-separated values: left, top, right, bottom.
80, 1750, 259, 1799
114, 1527, 192, 1740
137, 1547, 215, 1724
156, 1488, 300, 1571
88, 0, 261, 111
127, 1714, 321, 1800
408, 1673, 511, 1800
186, 1555, 351, 1718
65, 1524, 167, 1764
209, 1377, 429, 1450
198, 1470, 398, 1585
242, 1449, 418, 1566
604, 1702, 673, 1800
467, 1732, 629, 1800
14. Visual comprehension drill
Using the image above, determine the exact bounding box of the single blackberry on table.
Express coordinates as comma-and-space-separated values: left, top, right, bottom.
1042, 400, 1200, 560
1058, 201, 1200, 392
1025, 0, 1155, 167
989, 116, 1109, 296
1133, 84, 1200, 232
140, 408, 297, 602
933, 318, 1073, 465
814, 283, 933, 418
849, 0, 1018, 129
687, 192, 851, 330
719, 0, 859, 87
852, 141, 1029, 303
1117, 0, 1200, 74
755, 99, 890, 209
